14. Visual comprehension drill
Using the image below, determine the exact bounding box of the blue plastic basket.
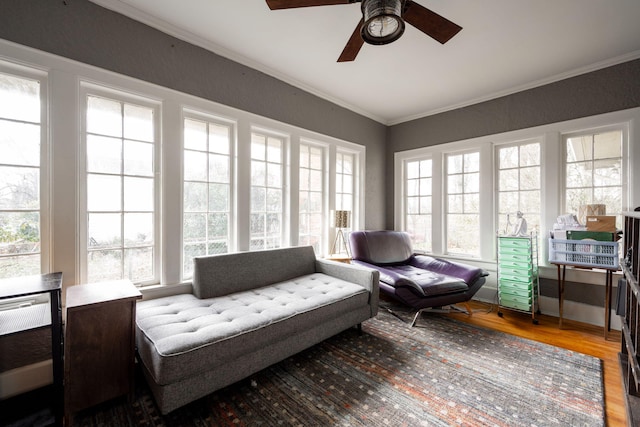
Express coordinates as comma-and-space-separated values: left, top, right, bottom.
548, 238, 619, 269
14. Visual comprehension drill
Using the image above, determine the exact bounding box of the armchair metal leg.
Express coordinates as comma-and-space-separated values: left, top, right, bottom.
409, 303, 474, 327
410, 310, 423, 327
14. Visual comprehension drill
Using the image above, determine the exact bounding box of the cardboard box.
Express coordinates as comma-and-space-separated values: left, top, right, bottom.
585, 215, 616, 232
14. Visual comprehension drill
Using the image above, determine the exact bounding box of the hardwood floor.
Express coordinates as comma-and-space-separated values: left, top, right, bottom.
453, 301, 626, 427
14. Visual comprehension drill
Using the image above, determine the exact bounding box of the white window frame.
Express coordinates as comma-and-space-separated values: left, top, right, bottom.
0, 40, 367, 293
395, 108, 640, 285
298, 139, 328, 255
334, 147, 364, 233
181, 109, 236, 280
0, 60, 50, 278
78, 82, 162, 286
561, 125, 628, 228
403, 157, 433, 253
249, 127, 289, 251
494, 138, 542, 237
444, 149, 482, 258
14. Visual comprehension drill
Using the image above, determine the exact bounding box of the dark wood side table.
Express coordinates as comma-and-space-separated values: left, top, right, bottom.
551, 262, 617, 339
64, 280, 141, 425
0, 272, 63, 425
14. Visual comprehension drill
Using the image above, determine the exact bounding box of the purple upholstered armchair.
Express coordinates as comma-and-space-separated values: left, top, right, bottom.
349, 230, 488, 327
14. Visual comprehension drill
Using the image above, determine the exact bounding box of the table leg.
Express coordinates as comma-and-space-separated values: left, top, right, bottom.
604, 270, 613, 340
50, 289, 63, 426
557, 264, 565, 329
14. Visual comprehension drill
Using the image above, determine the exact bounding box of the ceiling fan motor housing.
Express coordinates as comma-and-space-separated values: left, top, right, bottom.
361, 0, 405, 45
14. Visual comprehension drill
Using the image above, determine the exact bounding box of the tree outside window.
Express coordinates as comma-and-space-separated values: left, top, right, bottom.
251, 132, 284, 250
0, 72, 41, 279
497, 141, 541, 236
446, 152, 480, 257
565, 130, 623, 228
405, 159, 432, 252
183, 117, 232, 279
85, 95, 156, 284
299, 143, 324, 254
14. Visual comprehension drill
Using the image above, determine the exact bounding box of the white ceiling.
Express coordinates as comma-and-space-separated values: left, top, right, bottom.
92, 0, 640, 125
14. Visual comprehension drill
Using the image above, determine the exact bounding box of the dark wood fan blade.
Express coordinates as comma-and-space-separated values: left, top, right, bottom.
337, 19, 364, 62
266, 0, 354, 10
402, 1, 462, 44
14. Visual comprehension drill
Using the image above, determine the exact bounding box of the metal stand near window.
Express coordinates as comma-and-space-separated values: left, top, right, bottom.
496, 232, 540, 324
0, 272, 63, 425
331, 210, 351, 257
548, 238, 619, 339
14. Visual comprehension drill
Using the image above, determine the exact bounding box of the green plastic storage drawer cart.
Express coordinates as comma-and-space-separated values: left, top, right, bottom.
496, 233, 540, 324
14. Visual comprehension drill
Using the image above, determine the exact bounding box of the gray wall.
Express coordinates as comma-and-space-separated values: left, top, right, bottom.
0, 0, 387, 229
386, 59, 640, 228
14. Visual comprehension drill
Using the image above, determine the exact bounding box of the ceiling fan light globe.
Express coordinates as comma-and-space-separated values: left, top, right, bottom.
361, 0, 405, 45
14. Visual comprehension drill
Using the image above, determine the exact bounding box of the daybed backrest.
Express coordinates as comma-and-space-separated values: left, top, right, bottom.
349, 230, 413, 265
192, 246, 317, 299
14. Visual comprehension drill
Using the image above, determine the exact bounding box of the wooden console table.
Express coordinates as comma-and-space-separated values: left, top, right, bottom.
0, 272, 63, 425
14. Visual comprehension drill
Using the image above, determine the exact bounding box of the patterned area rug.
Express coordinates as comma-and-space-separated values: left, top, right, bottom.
73, 308, 604, 426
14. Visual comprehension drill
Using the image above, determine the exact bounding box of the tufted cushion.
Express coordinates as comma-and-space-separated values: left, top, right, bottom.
373, 264, 468, 297
136, 273, 368, 385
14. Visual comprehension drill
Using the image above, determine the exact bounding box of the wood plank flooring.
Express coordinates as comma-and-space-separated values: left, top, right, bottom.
451, 301, 625, 427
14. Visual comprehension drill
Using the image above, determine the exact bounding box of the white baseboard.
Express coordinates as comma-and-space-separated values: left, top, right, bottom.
0, 359, 52, 400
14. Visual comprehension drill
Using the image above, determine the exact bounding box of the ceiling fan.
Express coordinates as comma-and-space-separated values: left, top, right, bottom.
265, 0, 462, 62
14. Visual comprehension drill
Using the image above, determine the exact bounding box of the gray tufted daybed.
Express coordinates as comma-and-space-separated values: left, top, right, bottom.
135, 246, 379, 414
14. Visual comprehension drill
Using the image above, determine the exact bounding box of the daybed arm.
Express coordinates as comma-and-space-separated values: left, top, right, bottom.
315, 259, 380, 312
411, 254, 487, 283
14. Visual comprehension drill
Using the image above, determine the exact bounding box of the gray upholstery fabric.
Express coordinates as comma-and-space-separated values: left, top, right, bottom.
140, 306, 372, 414
136, 273, 368, 385
316, 259, 379, 317
192, 246, 317, 299
135, 246, 379, 414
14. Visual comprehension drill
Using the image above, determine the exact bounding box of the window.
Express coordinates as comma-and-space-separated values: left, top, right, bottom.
183, 116, 233, 279
299, 143, 324, 253
395, 109, 638, 274
405, 159, 432, 252
0, 71, 43, 279
0, 44, 367, 289
446, 152, 480, 257
251, 131, 284, 250
83, 93, 158, 285
496, 141, 541, 235
565, 130, 623, 227
335, 151, 354, 213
